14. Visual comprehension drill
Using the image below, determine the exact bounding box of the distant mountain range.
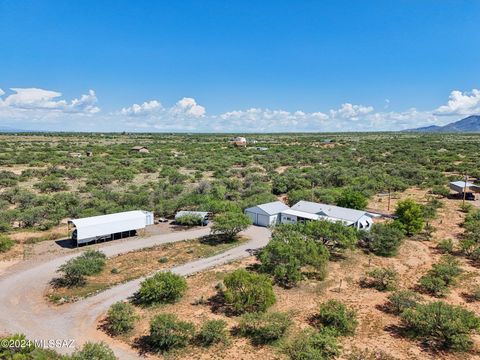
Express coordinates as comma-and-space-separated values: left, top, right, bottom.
0, 125, 28, 133
408, 115, 480, 132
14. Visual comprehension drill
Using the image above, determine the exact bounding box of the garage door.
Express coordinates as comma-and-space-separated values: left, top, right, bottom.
245, 211, 256, 224
256, 214, 270, 227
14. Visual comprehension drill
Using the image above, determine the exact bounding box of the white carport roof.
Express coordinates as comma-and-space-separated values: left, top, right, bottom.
449, 181, 480, 193
69, 210, 147, 228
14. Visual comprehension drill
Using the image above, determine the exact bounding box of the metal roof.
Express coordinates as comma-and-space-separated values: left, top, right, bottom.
282, 209, 355, 225
291, 200, 370, 222
175, 211, 209, 219
449, 181, 480, 192
70, 210, 148, 228
245, 201, 290, 216
69, 210, 151, 243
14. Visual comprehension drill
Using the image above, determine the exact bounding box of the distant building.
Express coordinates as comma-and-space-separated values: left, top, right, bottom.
130, 146, 149, 153
85, 151, 93, 157
69, 152, 82, 158
231, 136, 247, 147
449, 181, 480, 200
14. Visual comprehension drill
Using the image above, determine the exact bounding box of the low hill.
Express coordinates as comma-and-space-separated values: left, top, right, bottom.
408, 115, 480, 132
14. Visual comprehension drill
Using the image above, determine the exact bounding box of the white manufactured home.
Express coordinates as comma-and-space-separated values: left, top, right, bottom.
244, 201, 290, 227
69, 210, 154, 245
290, 201, 374, 230
245, 200, 376, 229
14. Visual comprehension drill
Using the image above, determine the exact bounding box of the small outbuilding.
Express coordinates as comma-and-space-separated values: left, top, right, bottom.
244, 201, 290, 227
130, 146, 150, 153
231, 136, 247, 147
449, 181, 480, 194
69, 210, 154, 245
175, 211, 209, 226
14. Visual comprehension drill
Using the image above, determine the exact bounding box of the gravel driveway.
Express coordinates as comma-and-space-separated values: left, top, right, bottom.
0, 225, 270, 359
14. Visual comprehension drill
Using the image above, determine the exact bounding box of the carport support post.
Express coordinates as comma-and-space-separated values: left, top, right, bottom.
463, 174, 468, 207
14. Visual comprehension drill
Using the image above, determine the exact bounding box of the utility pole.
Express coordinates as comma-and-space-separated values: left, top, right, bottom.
463, 173, 468, 207
387, 188, 391, 212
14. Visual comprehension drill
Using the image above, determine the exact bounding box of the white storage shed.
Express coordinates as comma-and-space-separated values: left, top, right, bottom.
69, 210, 154, 245
244, 201, 289, 227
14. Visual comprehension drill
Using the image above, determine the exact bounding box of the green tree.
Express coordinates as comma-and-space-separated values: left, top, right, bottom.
211, 212, 251, 239
395, 199, 424, 235
302, 220, 358, 254
336, 189, 368, 210
258, 231, 329, 287
223, 269, 276, 313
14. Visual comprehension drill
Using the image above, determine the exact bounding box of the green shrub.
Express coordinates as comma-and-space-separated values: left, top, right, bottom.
175, 214, 203, 226
238, 312, 292, 344
385, 290, 422, 315
136, 272, 187, 305
437, 239, 454, 254
362, 267, 398, 291
315, 300, 357, 336
223, 269, 276, 314
0, 235, 14, 253
196, 319, 229, 346
149, 313, 195, 352
105, 301, 138, 335
401, 301, 480, 351
71, 342, 117, 360
418, 255, 462, 297
284, 328, 340, 360
359, 223, 405, 257
57, 250, 106, 287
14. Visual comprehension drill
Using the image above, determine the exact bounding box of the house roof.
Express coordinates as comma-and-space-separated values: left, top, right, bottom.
282, 208, 355, 225
291, 200, 370, 222
245, 201, 289, 216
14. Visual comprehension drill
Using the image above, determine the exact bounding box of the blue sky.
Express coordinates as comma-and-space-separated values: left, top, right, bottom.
1, 0, 479, 132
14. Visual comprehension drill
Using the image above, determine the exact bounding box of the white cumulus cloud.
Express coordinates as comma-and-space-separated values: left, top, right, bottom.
434, 89, 480, 116
170, 97, 206, 117
121, 100, 162, 116
330, 103, 374, 120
